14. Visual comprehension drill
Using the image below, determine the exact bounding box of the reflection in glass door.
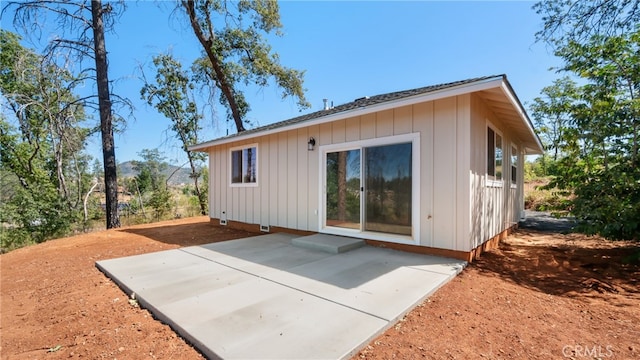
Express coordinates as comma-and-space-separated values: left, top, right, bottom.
364, 143, 412, 235
324, 142, 412, 236
325, 149, 361, 229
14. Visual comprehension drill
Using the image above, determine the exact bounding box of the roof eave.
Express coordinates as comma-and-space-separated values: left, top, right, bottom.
499, 80, 545, 155
189, 76, 505, 152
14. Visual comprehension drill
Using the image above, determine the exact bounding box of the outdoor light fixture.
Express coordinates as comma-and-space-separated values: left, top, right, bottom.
307, 137, 316, 151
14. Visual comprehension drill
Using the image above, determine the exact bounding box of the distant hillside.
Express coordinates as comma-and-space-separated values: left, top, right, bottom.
118, 161, 200, 186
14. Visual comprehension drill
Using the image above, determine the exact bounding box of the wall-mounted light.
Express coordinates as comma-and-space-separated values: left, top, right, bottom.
307, 137, 316, 151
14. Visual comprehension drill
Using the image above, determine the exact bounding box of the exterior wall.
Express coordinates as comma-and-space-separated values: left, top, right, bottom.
209, 129, 320, 232
469, 94, 524, 250
208, 93, 525, 253
431, 95, 471, 251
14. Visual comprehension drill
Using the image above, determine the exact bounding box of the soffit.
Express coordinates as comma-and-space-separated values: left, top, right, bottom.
477, 87, 543, 155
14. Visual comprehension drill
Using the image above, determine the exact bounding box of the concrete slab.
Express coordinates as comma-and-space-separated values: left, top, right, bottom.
291, 233, 365, 253
96, 233, 466, 360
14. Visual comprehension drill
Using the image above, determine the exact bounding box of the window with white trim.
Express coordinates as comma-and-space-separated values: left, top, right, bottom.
230, 144, 257, 186
511, 145, 518, 185
487, 126, 503, 181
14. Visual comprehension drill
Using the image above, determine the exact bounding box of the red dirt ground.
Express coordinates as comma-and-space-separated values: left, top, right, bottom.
1, 217, 638, 359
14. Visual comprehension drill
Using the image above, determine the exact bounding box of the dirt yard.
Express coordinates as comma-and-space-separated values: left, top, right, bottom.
1, 216, 638, 359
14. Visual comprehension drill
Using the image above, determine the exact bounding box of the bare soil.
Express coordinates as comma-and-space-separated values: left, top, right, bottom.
1, 217, 638, 359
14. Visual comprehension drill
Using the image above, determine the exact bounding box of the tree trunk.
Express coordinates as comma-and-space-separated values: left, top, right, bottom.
91, 0, 120, 229
187, 155, 207, 215
83, 178, 99, 222
182, 0, 245, 133
50, 122, 69, 202
337, 151, 347, 221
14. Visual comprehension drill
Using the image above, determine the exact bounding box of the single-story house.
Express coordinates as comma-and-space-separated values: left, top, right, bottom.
189, 75, 544, 261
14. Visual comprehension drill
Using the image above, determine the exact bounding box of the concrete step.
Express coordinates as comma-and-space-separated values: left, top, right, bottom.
291, 233, 365, 254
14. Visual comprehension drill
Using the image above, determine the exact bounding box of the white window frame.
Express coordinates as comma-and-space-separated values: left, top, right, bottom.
487, 122, 504, 188
229, 143, 258, 187
510, 144, 518, 188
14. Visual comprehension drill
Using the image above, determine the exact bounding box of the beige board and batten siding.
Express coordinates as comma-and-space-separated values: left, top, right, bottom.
207, 95, 490, 252
209, 133, 315, 231
469, 92, 524, 250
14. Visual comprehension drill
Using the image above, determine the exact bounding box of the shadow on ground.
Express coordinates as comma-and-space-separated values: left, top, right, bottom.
473, 226, 640, 306
119, 220, 258, 247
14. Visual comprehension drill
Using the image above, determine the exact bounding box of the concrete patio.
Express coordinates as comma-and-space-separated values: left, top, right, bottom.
96, 233, 466, 359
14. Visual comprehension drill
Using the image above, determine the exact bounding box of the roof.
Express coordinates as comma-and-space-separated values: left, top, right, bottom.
189, 75, 544, 155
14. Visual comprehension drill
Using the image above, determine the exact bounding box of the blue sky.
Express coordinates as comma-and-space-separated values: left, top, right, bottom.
6, 1, 561, 164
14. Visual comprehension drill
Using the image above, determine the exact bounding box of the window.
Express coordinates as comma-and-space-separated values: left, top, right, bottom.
487, 126, 503, 181
230, 144, 257, 186
511, 145, 518, 185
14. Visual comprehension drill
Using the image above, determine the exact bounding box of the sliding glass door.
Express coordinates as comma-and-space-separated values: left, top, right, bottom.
324, 141, 413, 237
364, 143, 412, 235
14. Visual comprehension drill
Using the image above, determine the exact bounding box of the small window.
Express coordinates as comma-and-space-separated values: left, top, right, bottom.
487, 126, 502, 181
230, 144, 257, 186
511, 145, 518, 184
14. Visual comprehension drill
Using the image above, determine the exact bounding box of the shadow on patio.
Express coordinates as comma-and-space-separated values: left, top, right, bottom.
182, 232, 464, 290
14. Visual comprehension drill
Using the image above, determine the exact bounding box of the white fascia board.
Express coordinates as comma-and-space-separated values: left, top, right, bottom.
499, 81, 545, 154
189, 77, 505, 151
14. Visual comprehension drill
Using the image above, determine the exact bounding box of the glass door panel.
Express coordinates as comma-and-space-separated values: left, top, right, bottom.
364, 143, 412, 235
325, 149, 361, 229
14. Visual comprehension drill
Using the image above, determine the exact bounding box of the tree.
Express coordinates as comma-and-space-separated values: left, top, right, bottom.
534, 0, 640, 46
180, 0, 310, 133
557, 31, 639, 239
530, 77, 580, 175
5, 0, 128, 229
556, 32, 640, 164
0, 30, 91, 248
0, 117, 74, 247
91, 0, 121, 228
132, 148, 167, 194
530, 77, 580, 161
530, 1, 640, 239
132, 148, 173, 221
141, 53, 207, 215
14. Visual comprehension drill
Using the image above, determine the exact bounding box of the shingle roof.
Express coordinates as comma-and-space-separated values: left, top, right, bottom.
207, 74, 505, 141
190, 74, 545, 154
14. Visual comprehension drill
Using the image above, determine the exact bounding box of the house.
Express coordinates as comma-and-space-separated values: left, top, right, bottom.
189, 75, 544, 261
